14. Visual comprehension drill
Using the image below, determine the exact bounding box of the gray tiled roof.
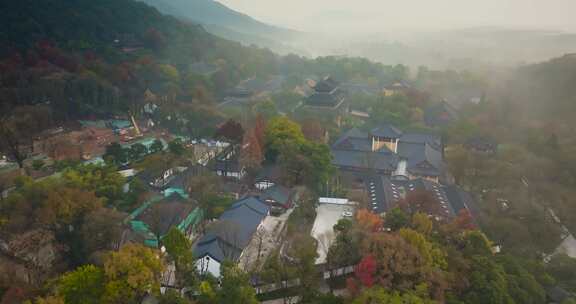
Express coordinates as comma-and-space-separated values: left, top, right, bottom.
444, 185, 475, 215
370, 125, 403, 139
194, 233, 243, 263
314, 77, 339, 93
399, 133, 442, 150
397, 142, 443, 177
333, 137, 373, 151
305, 91, 345, 108
260, 185, 292, 208
365, 175, 391, 214
194, 196, 269, 263
137, 193, 197, 237
424, 101, 460, 127
331, 124, 444, 177
166, 165, 211, 190
255, 165, 282, 183
332, 150, 399, 173
364, 176, 473, 218
332, 128, 369, 148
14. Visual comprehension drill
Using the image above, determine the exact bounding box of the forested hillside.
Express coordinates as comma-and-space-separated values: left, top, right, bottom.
441, 54, 576, 259
0, 0, 405, 125
0, 0, 277, 120
140, 0, 297, 40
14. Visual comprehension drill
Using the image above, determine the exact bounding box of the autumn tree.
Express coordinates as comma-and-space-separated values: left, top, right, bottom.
55, 265, 105, 304
356, 209, 383, 232
399, 228, 447, 269
384, 207, 409, 231
361, 233, 427, 290
453, 209, 476, 231
356, 255, 377, 287
215, 119, 244, 144
412, 212, 433, 235
300, 119, 326, 143
398, 190, 441, 216
80, 208, 125, 260
62, 164, 126, 206
1, 178, 103, 233
239, 129, 264, 170
254, 114, 266, 148
102, 243, 164, 303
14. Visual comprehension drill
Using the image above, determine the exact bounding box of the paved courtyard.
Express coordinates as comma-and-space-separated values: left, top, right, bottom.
238, 208, 293, 271
311, 203, 355, 264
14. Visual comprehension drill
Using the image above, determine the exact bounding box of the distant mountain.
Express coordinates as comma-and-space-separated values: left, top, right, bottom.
140, 0, 300, 50
0, 0, 282, 118
510, 54, 576, 118
203, 24, 305, 55
0, 0, 210, 52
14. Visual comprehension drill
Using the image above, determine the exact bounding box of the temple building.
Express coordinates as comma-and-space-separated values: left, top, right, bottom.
301, 76, 347, 126
331, 124, 444, 182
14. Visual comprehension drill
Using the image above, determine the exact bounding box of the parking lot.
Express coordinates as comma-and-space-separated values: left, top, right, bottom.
311, 202, 355, 264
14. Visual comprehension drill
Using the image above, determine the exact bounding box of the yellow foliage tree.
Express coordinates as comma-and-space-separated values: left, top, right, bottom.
102, 243, 164, 303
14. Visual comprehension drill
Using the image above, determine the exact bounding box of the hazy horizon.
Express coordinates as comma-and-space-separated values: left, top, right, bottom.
218, 0, 576, 33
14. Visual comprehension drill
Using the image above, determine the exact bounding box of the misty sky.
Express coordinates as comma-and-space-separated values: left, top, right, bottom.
219, 0, 576, 33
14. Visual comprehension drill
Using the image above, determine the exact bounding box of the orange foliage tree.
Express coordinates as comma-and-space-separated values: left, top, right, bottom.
240, 129, 264, 169
356, 209, 383, 232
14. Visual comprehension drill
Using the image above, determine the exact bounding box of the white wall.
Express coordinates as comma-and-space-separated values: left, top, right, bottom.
196, 255, 221, 278
255, 181, 275, 190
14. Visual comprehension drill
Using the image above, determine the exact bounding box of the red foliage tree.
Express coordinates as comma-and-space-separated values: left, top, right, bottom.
36, 41, 79, 72
355, 255, 377, 287
356, 209, 383, 232
300, 119, 326, 143
346, 277, 360, 296
240, 129, 264, 169
454, 209, 476, 230
254, 114, 266, 148
398, 190, 441, 216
